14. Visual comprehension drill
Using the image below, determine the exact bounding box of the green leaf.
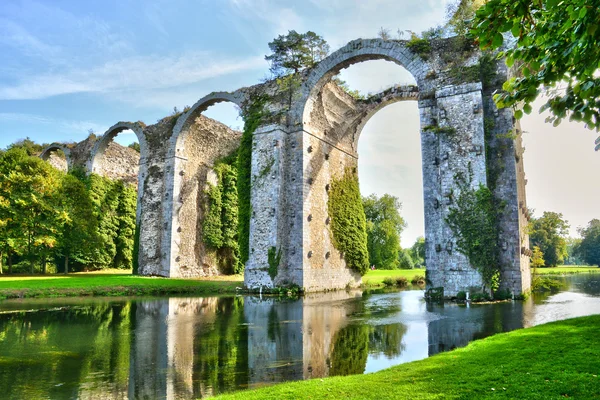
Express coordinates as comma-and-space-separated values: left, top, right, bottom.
492, 33, 504, 48
523, 104, 533, 115
511, 23, 520, 37
579, 7, 587, 19
514, 109, 523, 120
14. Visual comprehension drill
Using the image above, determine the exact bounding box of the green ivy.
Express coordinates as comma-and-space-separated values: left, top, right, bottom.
237, 95, 270, 266
203, 181, 224, 249
327, 169, 370, 275
267, 246, 281, 280
132, 222, 140, 275
203, 158, 242, 275
445, 182, 502, 292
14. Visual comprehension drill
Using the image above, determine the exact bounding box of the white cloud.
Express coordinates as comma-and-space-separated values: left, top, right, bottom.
0, 18, 61, 60
0, 53, 265, 100
0, 113, 108, 139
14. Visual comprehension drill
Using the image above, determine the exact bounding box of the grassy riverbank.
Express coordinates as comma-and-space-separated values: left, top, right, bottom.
535, 265, 599, 275
362, 268, 426, 287
361, 265, 600, 288
216, 315, 600, 399
0, 271, 242, 299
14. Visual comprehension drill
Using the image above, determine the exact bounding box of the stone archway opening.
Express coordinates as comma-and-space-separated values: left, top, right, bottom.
337, 60, 424, 251
88, 126, 143, 186
162, 93, 246, 278
283, 45, 428, 292
40, 143, 72, 172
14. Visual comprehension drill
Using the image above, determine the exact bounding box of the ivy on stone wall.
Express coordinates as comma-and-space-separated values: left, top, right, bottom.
203, 180, 224, 249
204, 158, 243, 274
237, 95, 270, 266
445, 181, 502, 292
327, 169, 370, 275
132, 223, 140, 275
267, 246, 281, 280
114, 182, 137, 269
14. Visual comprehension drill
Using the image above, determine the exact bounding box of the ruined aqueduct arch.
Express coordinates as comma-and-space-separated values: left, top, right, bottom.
160, 91, 247, 277
40, 143, 73, 170
39, 38, 531, 297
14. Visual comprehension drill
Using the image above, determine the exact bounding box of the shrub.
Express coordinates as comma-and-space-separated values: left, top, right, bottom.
382, 277, 395, 287
382, 276, 409, 288
493, 288, 512, 300
411, 275, 426, 285
456, 291, 467, 301
470, 292, 492, 302
395, 276, 409, 287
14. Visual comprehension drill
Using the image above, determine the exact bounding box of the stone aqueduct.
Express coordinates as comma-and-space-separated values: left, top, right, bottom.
41, 38, 531, 296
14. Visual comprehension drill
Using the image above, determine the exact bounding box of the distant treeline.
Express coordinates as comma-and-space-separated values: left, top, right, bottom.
0, 147, 137, 274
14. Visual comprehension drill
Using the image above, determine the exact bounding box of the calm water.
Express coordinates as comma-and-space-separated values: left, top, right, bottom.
1, 274, 600, 399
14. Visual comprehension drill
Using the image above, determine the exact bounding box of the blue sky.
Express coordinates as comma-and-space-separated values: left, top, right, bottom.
1, 0, 599, 245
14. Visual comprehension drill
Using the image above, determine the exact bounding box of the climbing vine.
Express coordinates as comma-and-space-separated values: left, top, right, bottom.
327, 169, 370, 275
237, 94, 270, 266
445, 180, 503, 292
267, 246, 281, 280
203, 178, 223, 249
203, 158, 243, 274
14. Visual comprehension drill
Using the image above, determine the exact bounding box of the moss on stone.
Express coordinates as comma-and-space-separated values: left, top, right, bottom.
327, 169, 370, 275
406, 37, 432, 60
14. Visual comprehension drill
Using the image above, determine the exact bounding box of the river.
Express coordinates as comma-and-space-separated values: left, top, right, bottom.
1, 273, 599, 399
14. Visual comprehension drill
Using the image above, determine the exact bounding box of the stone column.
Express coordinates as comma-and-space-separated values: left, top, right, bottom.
424, 83, 488, 296
244, 124, 288, 289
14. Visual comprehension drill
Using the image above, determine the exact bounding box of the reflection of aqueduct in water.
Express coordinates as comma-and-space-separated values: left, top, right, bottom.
129, 293, 364, 398
41, 37, 531, 296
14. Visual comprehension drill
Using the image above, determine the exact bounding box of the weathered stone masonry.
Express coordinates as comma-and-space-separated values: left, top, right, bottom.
41, 37, 531, 297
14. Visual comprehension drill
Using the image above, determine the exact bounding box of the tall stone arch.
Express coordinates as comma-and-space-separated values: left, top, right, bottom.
87, 122, 148, 225
245, 38, 530, 296
161, 91, 247, 277
40, 143, 73, 171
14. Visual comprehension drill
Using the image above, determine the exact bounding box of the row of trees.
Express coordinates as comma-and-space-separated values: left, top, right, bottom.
0, 147, 137, 274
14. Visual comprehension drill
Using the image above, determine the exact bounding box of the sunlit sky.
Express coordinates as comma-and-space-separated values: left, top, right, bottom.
1, 0, 599, 246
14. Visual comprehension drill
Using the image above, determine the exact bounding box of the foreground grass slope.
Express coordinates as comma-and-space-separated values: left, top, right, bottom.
0, 272, 242, 299
217, 315, 600, 400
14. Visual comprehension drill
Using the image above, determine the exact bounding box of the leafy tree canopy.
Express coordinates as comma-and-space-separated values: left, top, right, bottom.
529, 211, 570, 267
410, 236, 426, 268
265, 30, 330, 76
472, 0, 600, 130
575, 219, 600, 267
363, 194, 406, 270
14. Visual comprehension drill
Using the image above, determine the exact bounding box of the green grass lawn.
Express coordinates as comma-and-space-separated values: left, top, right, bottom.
534, 265, 600, 275
362, 265, 600, 287
362, 268, 425, 286
0, 271, 243, 299
216, 315, 600, 400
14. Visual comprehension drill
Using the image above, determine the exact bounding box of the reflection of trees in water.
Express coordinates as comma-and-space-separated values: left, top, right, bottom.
368, 323, 407, 359
192, 297, 248, 397
329, 325, 370, 376
0, 303, 131, 399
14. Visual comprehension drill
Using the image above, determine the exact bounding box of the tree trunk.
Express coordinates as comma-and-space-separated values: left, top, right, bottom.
28, 234, 33, 274
8, 250, 12, 274
0, 250, 3, 275
64, 255, 69, 274
42, 256, 46, 274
